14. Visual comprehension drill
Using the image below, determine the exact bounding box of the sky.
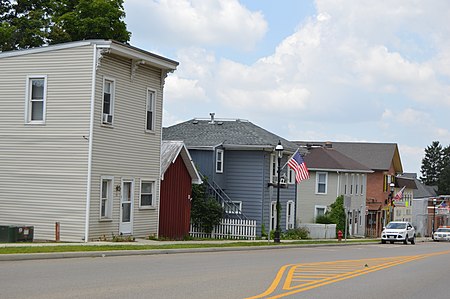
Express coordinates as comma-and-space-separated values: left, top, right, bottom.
123, 0, 450, 176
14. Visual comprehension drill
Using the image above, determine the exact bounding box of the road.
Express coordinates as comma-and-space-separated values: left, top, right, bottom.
1, 242, 449, 299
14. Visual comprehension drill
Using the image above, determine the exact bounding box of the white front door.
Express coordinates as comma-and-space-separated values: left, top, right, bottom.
120, 180, 133, 235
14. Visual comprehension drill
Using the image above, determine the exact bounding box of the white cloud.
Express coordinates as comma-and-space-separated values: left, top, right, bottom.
125, 0, 267, 51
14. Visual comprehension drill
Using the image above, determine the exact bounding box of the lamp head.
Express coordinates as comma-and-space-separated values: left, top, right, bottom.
389, 182, 395, 192
275, 140, 283, 158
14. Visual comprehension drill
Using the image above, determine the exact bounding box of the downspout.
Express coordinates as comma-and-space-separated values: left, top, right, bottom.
84, 44, 97, 242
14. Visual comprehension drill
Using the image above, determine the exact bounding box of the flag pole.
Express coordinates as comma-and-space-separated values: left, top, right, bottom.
280, 148, 299, 170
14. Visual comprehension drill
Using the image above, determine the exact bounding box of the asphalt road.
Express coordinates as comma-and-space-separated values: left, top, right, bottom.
1, 242, 449, 299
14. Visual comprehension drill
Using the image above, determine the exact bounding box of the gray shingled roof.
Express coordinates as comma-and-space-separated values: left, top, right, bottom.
400, 173, 437, 198
161, 140, 202, 184
163, 118, 304, 154
294, 141, 402, 172
303, 146, 373, 173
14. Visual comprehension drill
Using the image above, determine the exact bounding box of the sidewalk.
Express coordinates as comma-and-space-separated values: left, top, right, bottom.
0, 237, 430, 261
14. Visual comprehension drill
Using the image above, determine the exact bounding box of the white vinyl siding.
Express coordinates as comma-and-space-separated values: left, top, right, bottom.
0, 45, 94, 241
89, 54, 163, 239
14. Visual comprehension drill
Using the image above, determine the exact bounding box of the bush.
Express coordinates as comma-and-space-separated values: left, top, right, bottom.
283, 227, 310, 240
191, 181, 224, 234
315, 214, 333, 224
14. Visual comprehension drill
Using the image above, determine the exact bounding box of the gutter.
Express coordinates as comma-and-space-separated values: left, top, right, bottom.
84, 44, 97, 242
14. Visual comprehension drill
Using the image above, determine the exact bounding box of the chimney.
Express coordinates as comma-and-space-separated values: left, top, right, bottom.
209, 112, 215, 124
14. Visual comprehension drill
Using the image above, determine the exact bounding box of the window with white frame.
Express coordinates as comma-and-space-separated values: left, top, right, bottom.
360, 174, 365, 195
26, 76, 47, 123
316, 172, 328, 194
100, 177, 113, 219
286, 201, 295, 229
270, 201, 277, 231
314, 205, 327, 222
216, 149, 224, 173
102, 78, 114, 124
140, 180, 155, 208
287, 168, 295, 184
350, 174, 354, 195
344, 173, 348, 195
355, 174, 359, 194
270, 154, 279, 183
146, 89, 155, 131
224, 201, 242, 214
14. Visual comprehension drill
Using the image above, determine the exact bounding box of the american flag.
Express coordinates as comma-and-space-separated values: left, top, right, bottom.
287, 151, 310, 183
393, 186, 406, 201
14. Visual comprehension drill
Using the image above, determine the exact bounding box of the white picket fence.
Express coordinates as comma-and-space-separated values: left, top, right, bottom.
190, 219, 257, 240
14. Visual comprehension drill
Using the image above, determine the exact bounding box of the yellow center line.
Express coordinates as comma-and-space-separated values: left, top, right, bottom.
245, 250, 450, 299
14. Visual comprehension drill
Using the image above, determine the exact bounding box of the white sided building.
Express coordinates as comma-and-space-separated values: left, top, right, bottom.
0, 40, 178, 241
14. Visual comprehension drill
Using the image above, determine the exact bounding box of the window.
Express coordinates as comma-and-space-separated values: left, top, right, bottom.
146, 89, 155, 131
270, 154, 280, 183
350, 174, 354, 195
360, 174, 365, 195
224, 201, 242, 214
344, 173, 348, 195
316, 172, 327, 194
216, 149, 224, 173
355, 174, 359, 194
100, 177, 113, 219
140, 180, 155, 208
102, 78, 114, 124
270, 201, 277, 231
26, 76, 47, 123
286, 201, 295, 230
287, 168, 295, 184
314, 205, 327, 222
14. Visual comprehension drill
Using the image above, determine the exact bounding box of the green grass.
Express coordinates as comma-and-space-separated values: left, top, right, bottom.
0, 239, 377, 255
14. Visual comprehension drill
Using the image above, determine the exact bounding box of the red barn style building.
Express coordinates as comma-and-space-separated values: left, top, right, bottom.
159, 141, 202, 239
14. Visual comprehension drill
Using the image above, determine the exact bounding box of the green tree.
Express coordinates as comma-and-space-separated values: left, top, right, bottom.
49, 0, 130, 44
420, 141, 444, 185
0, 0, 53, 51
438, 163, 450, 195
327, 195, 346, 234
0, 0, 130, 52
191, 182, 224, 234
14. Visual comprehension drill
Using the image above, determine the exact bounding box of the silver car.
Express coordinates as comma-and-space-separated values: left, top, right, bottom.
381, 221, 416, 244
433, 227, 450, 241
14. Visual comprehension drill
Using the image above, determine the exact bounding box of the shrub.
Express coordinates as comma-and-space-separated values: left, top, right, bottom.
283, 227, 310, 240
191, 181, 224, 234
315, 214, 334, 224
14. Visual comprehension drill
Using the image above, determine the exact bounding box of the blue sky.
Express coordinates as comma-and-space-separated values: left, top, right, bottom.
124, 0, 450, 176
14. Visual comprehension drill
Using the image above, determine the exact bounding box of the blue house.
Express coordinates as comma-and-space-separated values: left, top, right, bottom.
163, 114, 306, 237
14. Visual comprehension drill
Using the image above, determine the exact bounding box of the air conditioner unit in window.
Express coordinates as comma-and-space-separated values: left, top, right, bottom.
102, 113, 112, 124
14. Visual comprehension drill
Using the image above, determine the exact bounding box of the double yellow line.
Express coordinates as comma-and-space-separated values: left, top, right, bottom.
246, 250, 450, 299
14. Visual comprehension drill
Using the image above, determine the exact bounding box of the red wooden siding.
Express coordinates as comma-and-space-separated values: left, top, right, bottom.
159, 155, 192, 239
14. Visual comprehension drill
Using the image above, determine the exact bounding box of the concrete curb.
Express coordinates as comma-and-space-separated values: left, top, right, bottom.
0, 241, 379, 261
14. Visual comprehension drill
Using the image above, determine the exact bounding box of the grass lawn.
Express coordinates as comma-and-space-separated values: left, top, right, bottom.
0, 239, 378, 255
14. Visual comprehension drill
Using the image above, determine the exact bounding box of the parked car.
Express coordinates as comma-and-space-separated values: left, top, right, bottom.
433, 227, 450, 242
381, 221, 415, 244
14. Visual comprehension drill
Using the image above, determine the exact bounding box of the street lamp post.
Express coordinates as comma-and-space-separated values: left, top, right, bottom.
389, 182, 395, 222
273, 141, 283, 243
432, 198, 437, 237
